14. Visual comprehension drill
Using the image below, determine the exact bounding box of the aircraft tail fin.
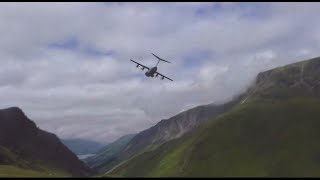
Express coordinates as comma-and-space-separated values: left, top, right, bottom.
151, 53, 171, 63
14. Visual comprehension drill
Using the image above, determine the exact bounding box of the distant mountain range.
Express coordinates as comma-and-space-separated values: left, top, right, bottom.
84, 134, 135, 170
104, 57, 320, 177
61, 139, 105, 156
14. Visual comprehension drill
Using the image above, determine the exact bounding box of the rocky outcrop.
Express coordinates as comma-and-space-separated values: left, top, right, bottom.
245, 57, 320, 99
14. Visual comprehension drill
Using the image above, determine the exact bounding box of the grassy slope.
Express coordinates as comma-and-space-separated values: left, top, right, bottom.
0, 162, 69, 178
0, 165, 49, 177
108, 96, 320, 177
0, 165, 68, 177
0, 145, 70, 177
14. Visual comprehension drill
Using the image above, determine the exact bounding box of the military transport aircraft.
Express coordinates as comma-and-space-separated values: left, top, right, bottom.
130, 53, 173, 81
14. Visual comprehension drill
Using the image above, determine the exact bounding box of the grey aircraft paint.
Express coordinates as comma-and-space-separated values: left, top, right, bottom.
130, 53, 173, 81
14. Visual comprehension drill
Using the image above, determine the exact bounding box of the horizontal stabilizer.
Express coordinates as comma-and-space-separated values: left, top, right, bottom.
151, 53, 171, 63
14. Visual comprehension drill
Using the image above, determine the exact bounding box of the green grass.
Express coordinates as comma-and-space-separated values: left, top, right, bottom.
0, 164, 70, 177
183, 97, 320, 177
108, 96, 320, 177
0, 145, 70, 177
0, 165, 66, 177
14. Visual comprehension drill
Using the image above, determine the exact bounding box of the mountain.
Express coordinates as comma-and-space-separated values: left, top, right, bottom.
95, 93, 241, 174
0, 107, 92, 177
61, 139, 105, 156
84, 134, 135, 169
107, 57, 320, 177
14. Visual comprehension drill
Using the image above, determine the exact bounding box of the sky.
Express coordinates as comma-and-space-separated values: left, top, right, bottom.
0, 2, 320, 144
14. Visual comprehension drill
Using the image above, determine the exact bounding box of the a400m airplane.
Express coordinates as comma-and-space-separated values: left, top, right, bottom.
130, 53, 173, 81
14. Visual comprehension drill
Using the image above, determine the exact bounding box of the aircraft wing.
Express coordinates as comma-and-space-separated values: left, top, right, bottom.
130, 59, 150, 70
155, 72, 173, 81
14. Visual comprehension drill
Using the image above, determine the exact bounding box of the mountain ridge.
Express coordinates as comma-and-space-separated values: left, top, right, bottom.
93, 91, 242, 174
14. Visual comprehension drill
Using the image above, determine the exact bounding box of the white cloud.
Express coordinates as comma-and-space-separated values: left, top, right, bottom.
0, 2, 319, 143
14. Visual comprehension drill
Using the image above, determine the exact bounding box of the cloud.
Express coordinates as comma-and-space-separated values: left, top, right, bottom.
0, 2, 319, 143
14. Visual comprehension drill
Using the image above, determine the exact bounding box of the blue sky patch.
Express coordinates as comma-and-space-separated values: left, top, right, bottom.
48, 36, 114, 58
194, 2, 273, 21
236, 2, 273, 20
84, 47, 115, 57
194, 3, 224, 18
48, 37, 79, 50
182, 50, 213, 68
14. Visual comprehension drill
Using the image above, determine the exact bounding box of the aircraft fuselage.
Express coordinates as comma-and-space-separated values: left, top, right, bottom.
145, 67, 157, 77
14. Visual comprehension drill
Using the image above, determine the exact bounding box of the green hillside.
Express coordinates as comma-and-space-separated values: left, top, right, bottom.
0, 165, 68, 177
108, 96, 320, 177
0, 145, 69, 177
107, 57, 320, 177
96, 94, 240, 174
